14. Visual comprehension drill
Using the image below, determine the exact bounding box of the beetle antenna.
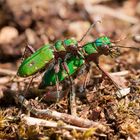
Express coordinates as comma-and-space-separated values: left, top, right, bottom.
111, 36, 127, 43
116, 44, 140, 50
111, 33, 133, 43
78, 20, 101, 43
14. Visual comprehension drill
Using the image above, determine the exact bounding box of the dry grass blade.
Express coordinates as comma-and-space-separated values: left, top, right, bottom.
21, 114, 88, 131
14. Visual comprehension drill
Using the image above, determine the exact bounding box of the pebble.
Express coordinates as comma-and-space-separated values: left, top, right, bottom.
0, 26, 18, 44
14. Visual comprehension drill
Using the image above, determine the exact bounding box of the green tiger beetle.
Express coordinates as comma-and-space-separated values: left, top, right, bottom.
40, 35, 139, 88
17, 21, 101, 78
39, 36, 139, 115
39, 36, 117, 115
17, 21, 139, 115
17, 21, 101, 102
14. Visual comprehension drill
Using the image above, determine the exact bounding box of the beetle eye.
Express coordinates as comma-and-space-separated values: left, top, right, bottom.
102, 45, 109, 50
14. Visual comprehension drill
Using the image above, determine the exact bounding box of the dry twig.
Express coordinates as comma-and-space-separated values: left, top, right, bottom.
12, 93, 107, 130
21, 114, 88, 131
0, 68, 16, 76
0, 76, 11, 84
18, 95, 105, 128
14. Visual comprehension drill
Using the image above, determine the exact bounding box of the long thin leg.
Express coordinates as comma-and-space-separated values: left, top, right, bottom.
22, 44, 35, 61
54, 60, 61, 102
18, 45, 36, 114
21, 45, 40, 110
68, 76, 76, 116
17, 44, 36, 96
24, 76, 35, 96
18, 75, 35, 116
78, 20, 101, 43
83, 64, 92, 90
22, 45, 36, 94
55, 74, 61, 102
15, 44, 36, 82
26, 44, 36, 53
97, 64, 121, 89
19, 44, 36, 92
62, 62, 77, 116
69, 77, 76, 116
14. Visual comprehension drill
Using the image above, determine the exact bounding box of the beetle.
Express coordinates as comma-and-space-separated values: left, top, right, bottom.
40, 35, 139, 88
17, 21, 139, 115
40, 36, 116, 87
39, 34, 139, 115
17, 21, 101, 77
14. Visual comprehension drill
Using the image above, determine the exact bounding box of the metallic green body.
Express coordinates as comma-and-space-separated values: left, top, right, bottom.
82, 43, 97, 55
94, 36, 111, 47
18, 44, 54, 77
40, 36, 111, 87
54, 38, 78, 52
64, 38, 78, 47
40, 55, 85, 87
82, 36, 111, 55
54, 40, 66, 52
18, 36, 111, 87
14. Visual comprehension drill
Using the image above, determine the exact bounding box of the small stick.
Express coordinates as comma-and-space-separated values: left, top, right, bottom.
0, 68, 16, 76
0, 76, 11, 84
21, 114, 88, 131
15, 94, 106, 129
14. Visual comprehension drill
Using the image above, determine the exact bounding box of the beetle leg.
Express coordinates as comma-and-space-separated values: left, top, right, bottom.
97, 64, 121, 89
55, 74, 61, 102
54, 62, 60, 74
24, 76, 35, 95
68, 76, 76, 116
21, 44, 36, 62
64, 53, 71, 62
63, 74, 77, 116
83, 64, 92, 90
54, 59, 61, 101
26, 44, 36, 53
61, 61, 77, 116
19, 44, 36, 104
62, 61, 69, 74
